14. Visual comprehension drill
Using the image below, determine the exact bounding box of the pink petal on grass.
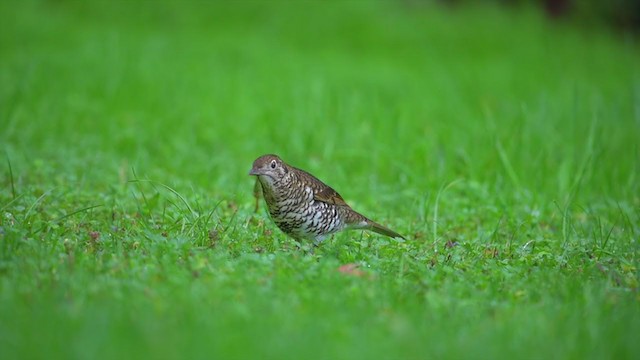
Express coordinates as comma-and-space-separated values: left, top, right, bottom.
338, 263, 367, 277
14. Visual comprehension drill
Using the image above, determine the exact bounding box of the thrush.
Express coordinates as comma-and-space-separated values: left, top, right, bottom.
249, 154, 405, 243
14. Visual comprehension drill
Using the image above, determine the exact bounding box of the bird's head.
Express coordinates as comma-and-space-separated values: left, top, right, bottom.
249, 154, 288, 184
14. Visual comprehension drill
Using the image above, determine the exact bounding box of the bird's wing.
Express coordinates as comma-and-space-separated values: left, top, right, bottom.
313, 186, 349, 206
295, 167, 350, 206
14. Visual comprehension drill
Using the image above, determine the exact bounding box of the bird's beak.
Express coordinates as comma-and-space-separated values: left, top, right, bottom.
248, 167, 260, 176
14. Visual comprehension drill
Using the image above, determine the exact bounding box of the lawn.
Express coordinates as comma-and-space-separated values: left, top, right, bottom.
1, 1, 638, 359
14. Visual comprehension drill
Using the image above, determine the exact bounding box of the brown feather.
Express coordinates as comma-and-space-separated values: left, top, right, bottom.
313, 186, 349, 206
291, 166, 350, 206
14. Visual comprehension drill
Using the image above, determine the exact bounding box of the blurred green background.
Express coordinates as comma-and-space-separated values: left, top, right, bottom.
1, 1, 638, 359
2, 0, 637, 199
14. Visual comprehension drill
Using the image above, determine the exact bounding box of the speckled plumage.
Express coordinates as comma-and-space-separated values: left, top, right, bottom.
249, 154, 404, 243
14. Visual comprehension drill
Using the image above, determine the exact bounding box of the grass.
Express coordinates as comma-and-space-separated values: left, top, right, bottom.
1, 1, 639, 359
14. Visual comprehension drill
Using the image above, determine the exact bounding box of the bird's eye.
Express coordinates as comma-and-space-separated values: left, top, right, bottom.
270, 160, 277, 169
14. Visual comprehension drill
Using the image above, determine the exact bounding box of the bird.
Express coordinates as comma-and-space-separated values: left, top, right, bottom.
249, 154, 405, 243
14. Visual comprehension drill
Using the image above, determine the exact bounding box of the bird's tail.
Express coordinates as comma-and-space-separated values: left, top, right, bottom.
366, 220, 405, 240
344, 209, 405, 239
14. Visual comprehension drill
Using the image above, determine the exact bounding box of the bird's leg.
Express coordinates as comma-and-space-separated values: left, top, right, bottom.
253, 178, 262, 213
291, 239, 315, 255
302, 242, 316, 255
